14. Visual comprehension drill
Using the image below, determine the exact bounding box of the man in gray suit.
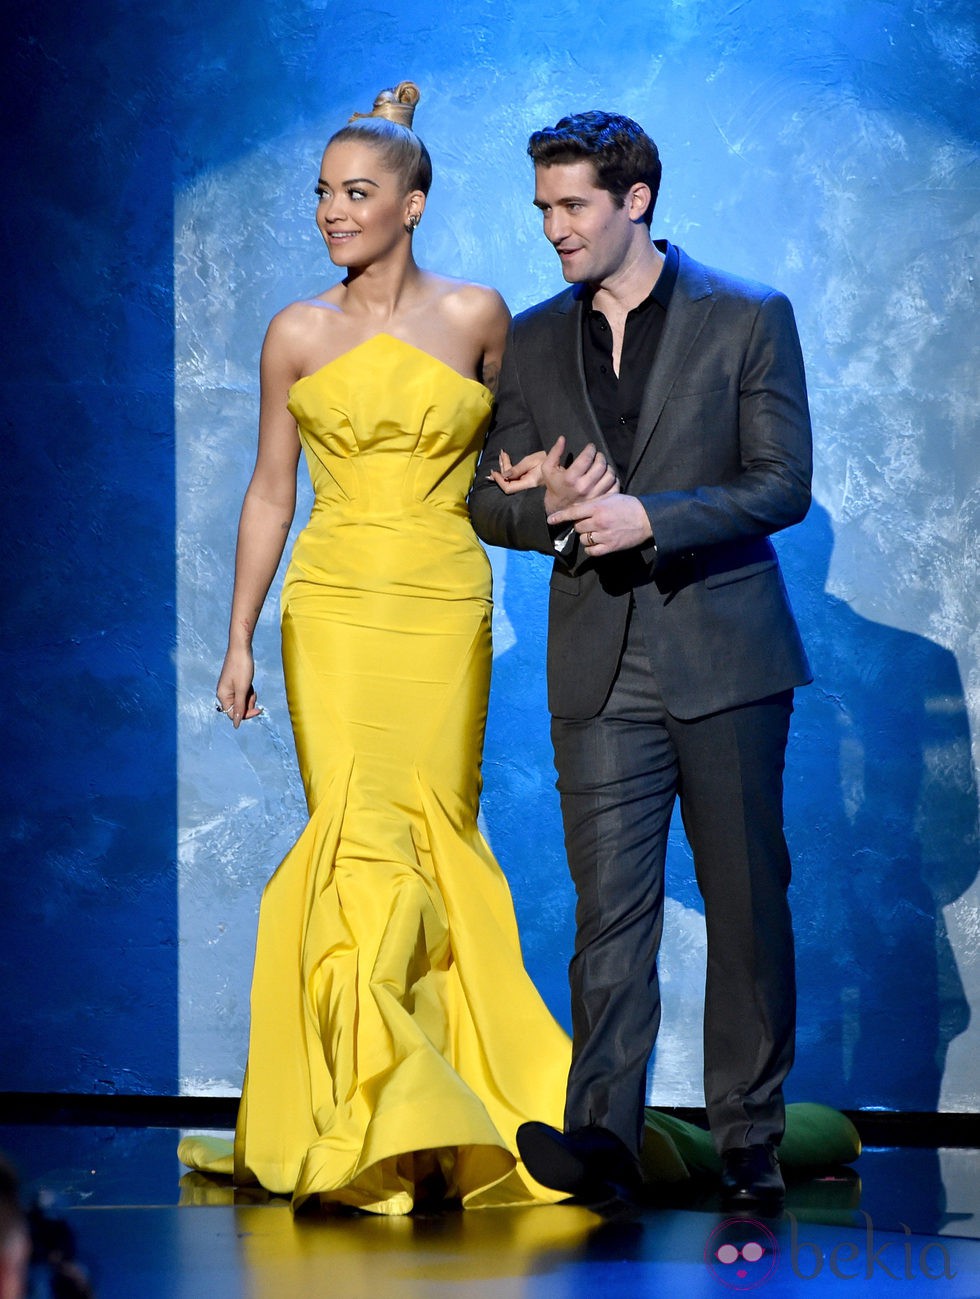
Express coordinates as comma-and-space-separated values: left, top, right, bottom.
469, 110, 812, 1207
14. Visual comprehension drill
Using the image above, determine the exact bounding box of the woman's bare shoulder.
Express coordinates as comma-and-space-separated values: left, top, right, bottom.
421, 273, 509, 331
427, 272, 506, 311
264, 288, 346, 356
271, 287, 344, 328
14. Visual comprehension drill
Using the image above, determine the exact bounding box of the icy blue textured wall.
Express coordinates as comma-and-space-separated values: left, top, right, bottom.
3, 0, 978, 1113
0, 3, 178, 1092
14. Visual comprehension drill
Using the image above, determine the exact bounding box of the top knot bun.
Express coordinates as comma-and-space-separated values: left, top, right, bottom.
349, 82, 421, 129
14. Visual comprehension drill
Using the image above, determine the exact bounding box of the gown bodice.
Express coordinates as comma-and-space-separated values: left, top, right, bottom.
284, 333, 494, 603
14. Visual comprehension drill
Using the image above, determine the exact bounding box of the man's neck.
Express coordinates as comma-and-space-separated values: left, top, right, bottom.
591, 237, 665, 331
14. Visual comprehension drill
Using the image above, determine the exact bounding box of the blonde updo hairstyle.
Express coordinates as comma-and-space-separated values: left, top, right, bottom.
329, 81, 432, 196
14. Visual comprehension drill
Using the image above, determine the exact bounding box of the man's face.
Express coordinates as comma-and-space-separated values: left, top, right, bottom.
533, 161, 637, 285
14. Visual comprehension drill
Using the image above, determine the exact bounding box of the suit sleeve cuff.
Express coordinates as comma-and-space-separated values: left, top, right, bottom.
551, 523, 576, 555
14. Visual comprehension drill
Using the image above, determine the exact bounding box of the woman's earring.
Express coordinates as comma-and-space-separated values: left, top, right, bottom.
405, 213, 420, 233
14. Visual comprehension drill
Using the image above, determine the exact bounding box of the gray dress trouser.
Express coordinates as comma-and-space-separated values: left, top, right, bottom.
551, 603, 796, 1156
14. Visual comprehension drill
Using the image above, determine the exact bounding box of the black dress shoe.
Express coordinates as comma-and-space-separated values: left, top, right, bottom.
517, 1122, 643, 1204
720, 1144, 785, 1206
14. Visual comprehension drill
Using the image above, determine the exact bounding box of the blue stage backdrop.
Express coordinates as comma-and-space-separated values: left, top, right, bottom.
2, 0, 977, 1118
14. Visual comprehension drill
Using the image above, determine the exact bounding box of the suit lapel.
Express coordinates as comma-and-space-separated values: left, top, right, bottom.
548, 290, 613, 462
625, 251, 715, 483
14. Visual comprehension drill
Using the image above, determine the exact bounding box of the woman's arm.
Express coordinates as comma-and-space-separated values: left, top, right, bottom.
477, 289, 511, 396
216, 313, 303, 727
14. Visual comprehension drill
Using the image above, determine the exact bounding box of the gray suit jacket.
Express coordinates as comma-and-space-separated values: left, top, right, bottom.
469, 245, 813, 720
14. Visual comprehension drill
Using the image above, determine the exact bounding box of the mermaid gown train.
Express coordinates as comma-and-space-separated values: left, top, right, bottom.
182, 334, 571, 1213
178, 334, 859, 1213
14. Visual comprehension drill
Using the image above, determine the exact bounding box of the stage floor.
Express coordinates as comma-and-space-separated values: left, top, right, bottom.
3, 1125, 979, 1297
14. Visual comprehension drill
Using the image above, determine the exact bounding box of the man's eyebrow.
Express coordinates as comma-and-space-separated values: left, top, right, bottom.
533, 195, 588, 209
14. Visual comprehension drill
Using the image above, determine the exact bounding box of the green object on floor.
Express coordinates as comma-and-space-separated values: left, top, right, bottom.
640, 1102, 861, 1182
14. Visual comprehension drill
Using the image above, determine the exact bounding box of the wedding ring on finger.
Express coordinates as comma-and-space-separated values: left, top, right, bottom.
585, 531, 595, 548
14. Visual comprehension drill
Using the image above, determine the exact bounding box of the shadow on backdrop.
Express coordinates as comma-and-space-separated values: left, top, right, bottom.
782, 500, 978, 1223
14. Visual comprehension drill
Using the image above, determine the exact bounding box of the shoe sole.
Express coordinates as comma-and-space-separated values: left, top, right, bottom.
517, 1126, 642, 1206
517, 1126, 592, 1195
722, 1187, 786, 1209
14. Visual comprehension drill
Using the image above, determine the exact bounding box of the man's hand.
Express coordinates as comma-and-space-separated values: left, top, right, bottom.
547, 492, 654, 557
541, 437, 619, 515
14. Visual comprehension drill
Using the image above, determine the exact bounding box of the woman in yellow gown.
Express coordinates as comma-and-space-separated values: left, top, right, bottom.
180, 83, 571, 1214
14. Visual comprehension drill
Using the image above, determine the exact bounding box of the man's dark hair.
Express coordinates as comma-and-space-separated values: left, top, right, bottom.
527, 111, 661, 226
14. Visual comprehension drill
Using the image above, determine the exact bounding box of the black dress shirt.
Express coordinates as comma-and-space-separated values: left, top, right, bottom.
582, 240, 679, 478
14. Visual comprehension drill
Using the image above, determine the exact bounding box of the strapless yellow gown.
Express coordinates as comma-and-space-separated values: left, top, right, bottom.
182, 334, 570, 1214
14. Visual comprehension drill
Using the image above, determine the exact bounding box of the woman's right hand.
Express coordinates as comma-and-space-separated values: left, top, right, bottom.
488, 448, 548, 494
216, 646, 262, 729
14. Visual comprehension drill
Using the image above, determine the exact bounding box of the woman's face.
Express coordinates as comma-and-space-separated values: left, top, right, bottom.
314, 139, 421, 268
